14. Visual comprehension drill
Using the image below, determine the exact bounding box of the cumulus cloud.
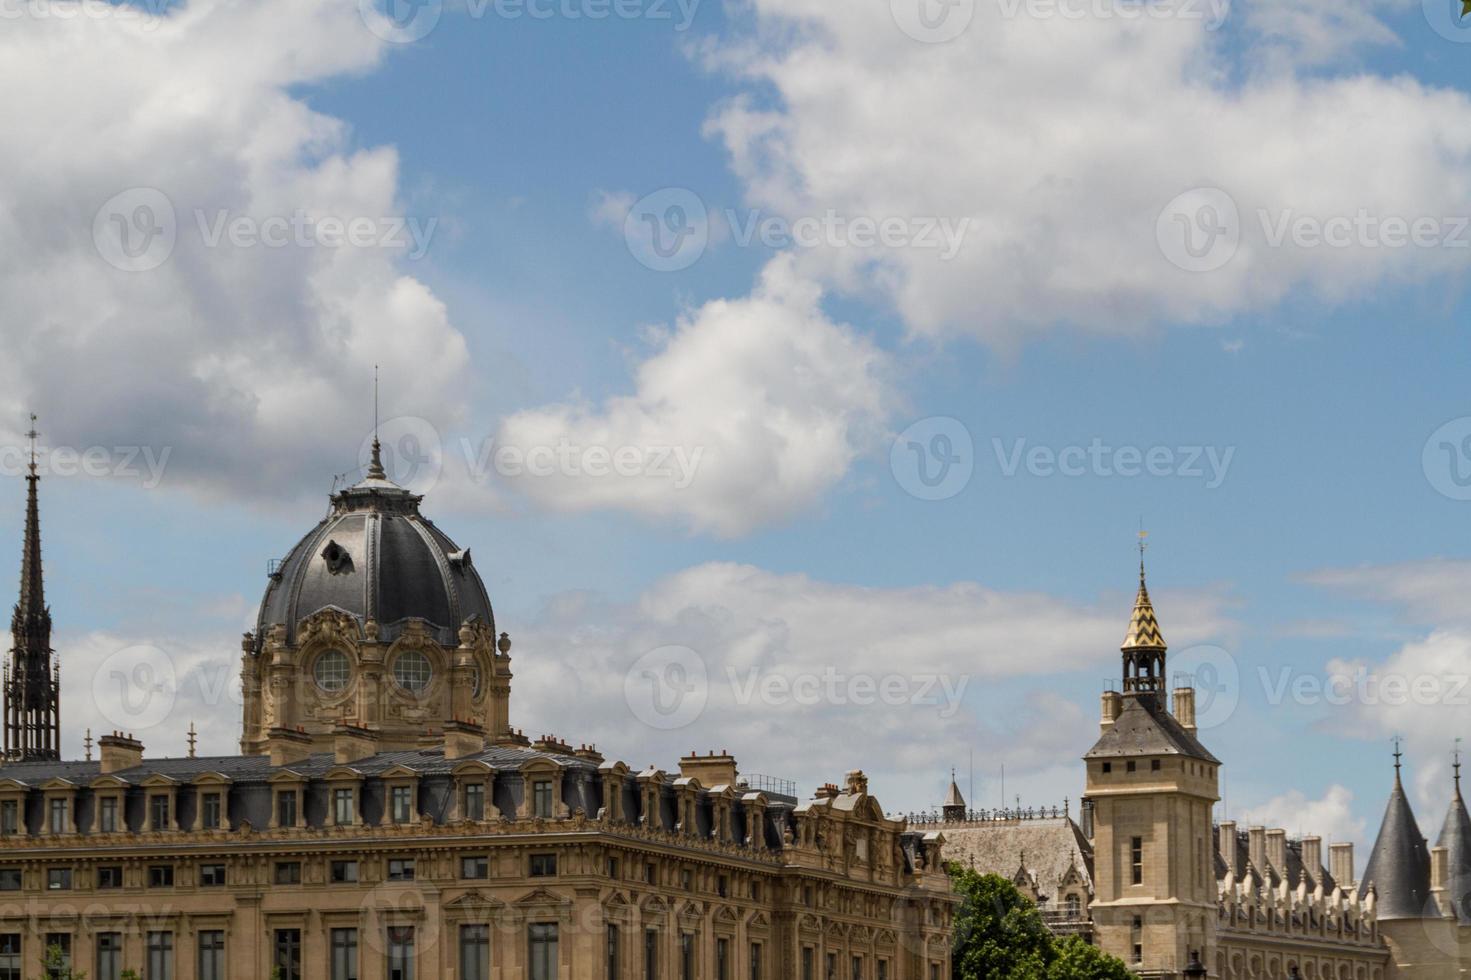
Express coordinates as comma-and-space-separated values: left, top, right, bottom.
0, 1, 469, 505
1238, 784, 1367, 848
1242, 0, 1404, 67
699, 0, 1471, 343
494, 257, 893, 535
1302, 559, 1471, 627
507, 561, 1237, 805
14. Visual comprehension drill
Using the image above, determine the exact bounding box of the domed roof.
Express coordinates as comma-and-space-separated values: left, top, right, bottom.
254, 442, 494, 651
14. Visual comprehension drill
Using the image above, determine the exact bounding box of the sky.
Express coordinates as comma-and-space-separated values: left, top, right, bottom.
2, 0, 1471, 861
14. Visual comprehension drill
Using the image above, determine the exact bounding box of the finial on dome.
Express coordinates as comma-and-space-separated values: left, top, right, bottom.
366, 365, 388, 481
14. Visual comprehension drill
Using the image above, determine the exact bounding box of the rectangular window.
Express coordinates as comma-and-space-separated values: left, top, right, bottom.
99, 797, 118, 833
276, 790, 297, 828
201, 793, 221, 830
461, 925, 489, 980
645, 930, 658, 980
275, 861, 301, 885
877, 960, 887, 980
717, 875, 728, 898
43, 935, 70, 976
387, 859, 415, 881
681, 869, 693, 891
274, 929, 302, 980
1151, 759, 1161, 771
0, 934, 19, 980
852, 956, 863, 980
149, 865, 174, 888
751, 881, 763, 902
149, 795, 170, 831
48, 798, 67, 834
331, 860, 359, 883
750, 943, 762, 980
199, 864, 226, 887
197, 931, 224, 980
1131, 837, 1143, 886
802, 947, 814, 980
1131, 916, 1143, 964
97, 866, 123, 890
386, 926, 415, 980
464, 783, 485, 820
1126, 760, 1137, 773
95, 933, 122, 980
528, 924, 558, 980
330, 928, 358, 980
717, 938, 729, 980
46, 868, 71, 891
609, 856, 620, 879
461, 855, 488, 880
0, 870, 17, 891
334, 787, 355, 825
532, 779, 554, 818
146, 931, 173, 980
607, 925, 620, 980
827, 953, 837, 980
0, 802, 14, 836
681, 934, 694, 980
530, 853, 557, 877
390, 785, 413, 824
645, 862, 656, 884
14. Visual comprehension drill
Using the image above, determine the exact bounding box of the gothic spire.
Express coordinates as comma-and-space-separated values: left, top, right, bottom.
6, 415, 60, 761
1121, 532, 1167, 693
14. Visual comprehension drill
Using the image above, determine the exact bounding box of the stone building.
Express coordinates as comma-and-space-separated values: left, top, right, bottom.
0, 436, 956, 980
930, 558, 1470, 980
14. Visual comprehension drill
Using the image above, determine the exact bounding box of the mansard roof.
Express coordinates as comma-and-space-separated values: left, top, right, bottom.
1361, 772, 1438, 920
1084, 692, 1218, 763
1436, 783, 1471, 922
939, 816, 1094, 899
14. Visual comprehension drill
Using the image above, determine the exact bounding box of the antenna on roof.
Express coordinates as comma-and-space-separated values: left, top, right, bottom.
83, 729, 93, 762
187, 722, 198, 759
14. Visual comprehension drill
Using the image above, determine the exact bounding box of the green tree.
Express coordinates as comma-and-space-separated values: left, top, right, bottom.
947, 866, 1134, 980
1047, 936, 1135, 980
32, 944, 85, 980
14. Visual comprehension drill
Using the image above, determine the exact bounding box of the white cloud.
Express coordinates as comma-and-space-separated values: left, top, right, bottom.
700, 0, 1471, 343
1238, 784, 1367, 848
494, 257, 894, 535
1242, 0, 1405, 67
508, 561, 1237, 807
1303, 559, 1471, 626
0, 1, 469, 505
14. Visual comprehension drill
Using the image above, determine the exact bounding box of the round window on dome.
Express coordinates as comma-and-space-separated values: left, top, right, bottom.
393, 651, 433, 694
314, 650, 351, 693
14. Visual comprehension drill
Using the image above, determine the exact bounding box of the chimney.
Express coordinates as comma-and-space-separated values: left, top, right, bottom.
1330, 842, 1355, 888
678, 750, 739, 788
98, 732, 143, 774
531, 734, 575, 757
1248, 826, 1266, 873
266, 728, 313, 767
1302, 837, 1323, 882
1172, 687, 1196, 735
1218, 821, 1240, 878
1100, 691, 1122, 731
1266, 828, 1287, 874
442, 720, 486, 761
332, 724, 378, 765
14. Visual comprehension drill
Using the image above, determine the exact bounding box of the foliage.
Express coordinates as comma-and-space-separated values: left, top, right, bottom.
32, 944, 85, 980
947, 866, 1134, 980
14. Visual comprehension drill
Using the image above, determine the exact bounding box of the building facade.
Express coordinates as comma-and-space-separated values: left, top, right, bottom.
0, 437, 956, 980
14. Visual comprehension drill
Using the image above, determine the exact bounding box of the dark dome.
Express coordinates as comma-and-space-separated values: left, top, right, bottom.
254, 453, 493, 650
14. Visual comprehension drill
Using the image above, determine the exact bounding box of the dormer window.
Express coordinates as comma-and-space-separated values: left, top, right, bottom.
201, 793, 222, 830
99, 797, 119, 833
149, 795, 170, 831
48, 798, 67, 835
532, 780, 553, 819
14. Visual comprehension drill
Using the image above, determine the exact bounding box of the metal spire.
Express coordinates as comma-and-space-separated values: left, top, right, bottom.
366, 365, 387, 481
6, 413, 60, 761
1456, 738, 1463, 799
1393, 735, 1404, 784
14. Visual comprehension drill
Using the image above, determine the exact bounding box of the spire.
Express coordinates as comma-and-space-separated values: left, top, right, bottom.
1360, 747, 1438, 919
366, 364, 387, 481
5, 414, 60, 761
1439, 741, 1471, 922
1120, 530, 1167, 694
943, 768, 966, 820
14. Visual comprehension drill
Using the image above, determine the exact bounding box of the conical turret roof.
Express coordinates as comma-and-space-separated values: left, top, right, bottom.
1437, 767, 1471, 922
1361, 763, 1438, 919
944, 776, 965, 809
1121, 564, 1166, 651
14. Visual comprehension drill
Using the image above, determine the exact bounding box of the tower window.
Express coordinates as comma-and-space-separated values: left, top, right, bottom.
1126, 761, 1136, 773
1131, 837, 1143, 885
1101, 763, 1111, 774
1151, 759, 1161, 771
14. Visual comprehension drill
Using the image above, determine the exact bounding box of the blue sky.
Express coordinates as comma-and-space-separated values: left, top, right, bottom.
3, 0, 1471, 857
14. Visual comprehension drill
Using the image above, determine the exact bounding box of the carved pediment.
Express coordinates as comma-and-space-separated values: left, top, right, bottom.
297, 607, 363, 647
446, 889, 506, 912
39, 777, 77, 791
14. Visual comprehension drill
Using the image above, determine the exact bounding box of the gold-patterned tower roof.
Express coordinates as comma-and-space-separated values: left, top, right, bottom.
1121, 563, 1167, 651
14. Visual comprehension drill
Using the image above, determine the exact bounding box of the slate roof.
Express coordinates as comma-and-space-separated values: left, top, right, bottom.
941, 817, 1094, 902
1360, 773, 1439, 919
1213, 830, 1339, 893
1436, 784, 1471, 922
1084, 692, 1219, 763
